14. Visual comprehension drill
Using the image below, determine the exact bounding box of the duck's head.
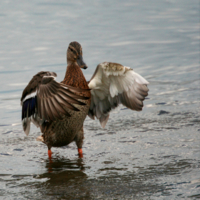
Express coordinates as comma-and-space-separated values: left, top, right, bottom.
67, 41, 88, 69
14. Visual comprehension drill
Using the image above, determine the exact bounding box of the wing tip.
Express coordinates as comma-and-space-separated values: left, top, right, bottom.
99, 114, 110, 129
22, 118, 31, 136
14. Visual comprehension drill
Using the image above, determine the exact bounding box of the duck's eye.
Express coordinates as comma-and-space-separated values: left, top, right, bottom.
69, 48, 74, 52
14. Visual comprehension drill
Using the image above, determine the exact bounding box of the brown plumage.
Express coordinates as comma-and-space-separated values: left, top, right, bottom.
21, 41, 149, 159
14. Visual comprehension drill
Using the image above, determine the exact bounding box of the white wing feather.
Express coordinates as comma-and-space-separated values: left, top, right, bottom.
88, 62, 149, 128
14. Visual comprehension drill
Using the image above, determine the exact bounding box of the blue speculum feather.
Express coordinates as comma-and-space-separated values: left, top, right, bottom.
22, 96, 37, 120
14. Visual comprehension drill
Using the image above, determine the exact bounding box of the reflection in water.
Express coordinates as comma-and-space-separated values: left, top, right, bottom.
45, 156, 85, 173
35, 157, 91, 199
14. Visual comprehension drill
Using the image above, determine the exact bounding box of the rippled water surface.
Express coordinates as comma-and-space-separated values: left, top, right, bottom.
0, 0, 199, 199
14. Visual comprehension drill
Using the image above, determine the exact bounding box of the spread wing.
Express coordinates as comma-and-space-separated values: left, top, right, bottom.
21, 71, 89, 135
88, 62, 149, 128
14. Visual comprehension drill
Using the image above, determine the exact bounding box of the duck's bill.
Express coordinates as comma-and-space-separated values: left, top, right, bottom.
77, 55, 88, 69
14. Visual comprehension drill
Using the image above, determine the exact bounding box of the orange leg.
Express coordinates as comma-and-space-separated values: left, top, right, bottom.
48, 149, 52, 161
75, 127, 84, 158
78, 148, 83, 158
47, 149, 53, 172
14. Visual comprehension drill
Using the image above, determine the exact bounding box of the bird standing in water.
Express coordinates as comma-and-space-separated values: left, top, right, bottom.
21, 41, 149, 159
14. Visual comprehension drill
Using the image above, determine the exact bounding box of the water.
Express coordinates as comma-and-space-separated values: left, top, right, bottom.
0, 0, 199, 199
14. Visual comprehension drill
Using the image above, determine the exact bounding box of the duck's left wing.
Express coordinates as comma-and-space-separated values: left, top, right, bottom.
21, 71, 89, 135
88, 62, 149, 128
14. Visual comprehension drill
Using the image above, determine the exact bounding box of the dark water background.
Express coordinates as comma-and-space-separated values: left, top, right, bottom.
0, 0, 199, 199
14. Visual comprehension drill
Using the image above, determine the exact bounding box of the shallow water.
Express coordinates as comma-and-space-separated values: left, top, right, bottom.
0, 0, 199, 199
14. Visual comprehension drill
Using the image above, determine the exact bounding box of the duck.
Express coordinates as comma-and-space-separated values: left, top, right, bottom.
21, 41, 149, 159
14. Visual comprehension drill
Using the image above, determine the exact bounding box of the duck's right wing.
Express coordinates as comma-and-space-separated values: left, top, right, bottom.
88, 62, 149, 128
21, 71, 89, 135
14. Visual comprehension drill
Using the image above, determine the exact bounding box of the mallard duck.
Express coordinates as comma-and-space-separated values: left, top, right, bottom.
21, 41, 149, 158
